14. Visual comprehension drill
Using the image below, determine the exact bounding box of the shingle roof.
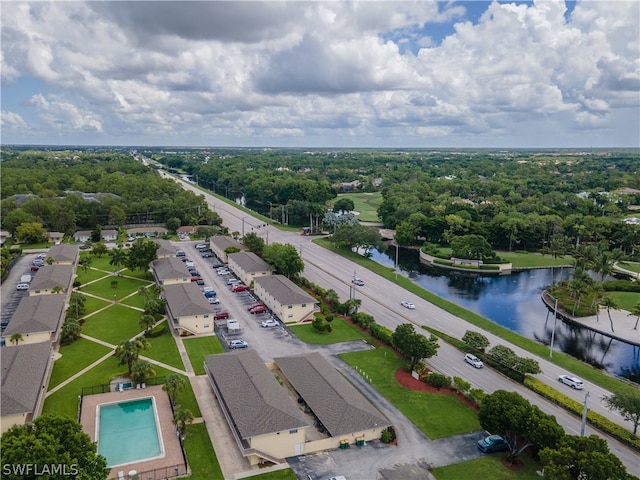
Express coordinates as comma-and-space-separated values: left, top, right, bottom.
151, 257, 190, 282
210, 236, 245, 252
254, 275, 316, 306
1, 342, 52, 416
29, 265, 75, 292
4, 295, 66, 336
205, 350, 308, 439
275, 352, 389, 436
154, 239, 176, 257
228, 251, 270, 273
163, 283, 212, 317
47, 244, 79, 264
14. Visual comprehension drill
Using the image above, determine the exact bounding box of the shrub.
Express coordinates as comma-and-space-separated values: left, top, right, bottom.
352, 312, 374, 330
312, 316, 328, 332
380, 426, 396, 444
469, 388, 487, 406
325, 314, 335, 323
425, 373, 451, 390
453, 376, 471, 394
433, 258, 453, 266
602, 279, 640, 293
369, 322, 393, 346
413, 362, 427, 376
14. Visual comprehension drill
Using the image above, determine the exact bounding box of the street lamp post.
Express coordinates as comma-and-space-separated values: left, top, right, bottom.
580, 391, 590, 436
394, 243, 399, 280
549, 298, 559, 358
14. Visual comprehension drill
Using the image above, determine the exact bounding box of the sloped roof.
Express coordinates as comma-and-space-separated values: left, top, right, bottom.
151, 257, 190, 282
205, 350, 308, 439
29, 265, 74, 292
47, 244, 79, 264
210, 235, 245, 252
254, 275, 316, 306
228, 251, 270, 273
1, 342, 52, 416
275, 352, 389, 436
163, 283, 211, 317
4, 295, 66, 336
154, 238, 176, 257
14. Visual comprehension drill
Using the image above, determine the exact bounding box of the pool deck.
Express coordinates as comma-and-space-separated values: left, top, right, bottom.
79, 385, 186, 480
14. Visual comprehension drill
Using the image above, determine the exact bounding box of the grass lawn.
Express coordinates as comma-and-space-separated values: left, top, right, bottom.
183, 423, 224, 480
432, 454, 542, 480
340, 348, 480, 439
143, 325, 185, 370
183, 336, 225, 375
150, 365, 200, 416
80, 294, 110, 315
48, 338, 112, 390
289, 317, 372, 344
75, 268, 110, 285
80, 254, 115, 271
247, 470, 298, 480
81, 304, 144, 345
496, 251, 574, 268
120, 268, 155, 280
619, 261, 640, 274
335, 192, 383, 223
120, 293, 146, 309
606, 291, 640, 311
79, 275, 148, 301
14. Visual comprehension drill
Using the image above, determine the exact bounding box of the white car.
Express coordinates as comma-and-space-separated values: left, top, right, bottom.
401, 301, 415, 309
558, 375, 584, 390
351, 278, 365, 286
16, 283, 30, 291
217, 269, 230, 275
464, 353, 484, 368
207, 297, 220, 304
261, 319, 278, 328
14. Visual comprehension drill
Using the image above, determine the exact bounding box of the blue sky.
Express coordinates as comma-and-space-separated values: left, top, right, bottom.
1, 1, 638, 148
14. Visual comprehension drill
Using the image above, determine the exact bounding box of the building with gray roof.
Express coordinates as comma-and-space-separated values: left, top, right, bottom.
151, 256, 190, 285
209, 235, 246, 262
3, 295, 66, 345
163, 283, 214, 334
29, 264, 75, 296
154, 238, 176, 258
227, 251, 271, 286
1, 342, 53, 434
46, 244, 79, 265
253, 275, 317, 323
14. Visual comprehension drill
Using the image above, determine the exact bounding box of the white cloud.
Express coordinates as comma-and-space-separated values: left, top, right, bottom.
1, 110, 29, 129
0, 1, 638, 147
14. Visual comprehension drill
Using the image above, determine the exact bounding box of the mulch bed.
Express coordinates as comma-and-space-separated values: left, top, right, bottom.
394, 368, 480, 412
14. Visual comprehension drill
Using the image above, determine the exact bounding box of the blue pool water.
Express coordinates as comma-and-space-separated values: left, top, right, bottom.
97, 397, 163, 467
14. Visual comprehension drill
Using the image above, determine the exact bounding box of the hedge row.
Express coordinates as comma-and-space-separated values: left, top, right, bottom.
524, 376, 640, 452
479, 264, 501, 270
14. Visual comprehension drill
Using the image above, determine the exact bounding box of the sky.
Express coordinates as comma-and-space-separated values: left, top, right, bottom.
1, 1, 639, 148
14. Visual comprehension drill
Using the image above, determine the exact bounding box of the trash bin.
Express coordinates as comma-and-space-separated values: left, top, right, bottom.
356, 439, 365, 447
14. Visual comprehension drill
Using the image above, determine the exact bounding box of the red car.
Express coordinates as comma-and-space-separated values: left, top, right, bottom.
250, 305, 267, 314
190, 277, 203, 282
247, 303, 265, 311
214, 311, 229, 320
232, 284, 248, 292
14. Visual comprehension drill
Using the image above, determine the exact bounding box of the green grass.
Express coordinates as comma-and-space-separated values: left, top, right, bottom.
80, 294, 110, 315
619, 261, 640, 274
183, 423, 224, 480
289, 317, 372, 344
183, 336, 225, 375
246, 470, 298, 480
79, 275, 148, 300
143, 325, 185, 370
340, 348, 480, 439
495, 251, 574, 268
79, 254, 116, 271
75, 268, 110, 284
120, 293, 146, 309
48, 338, 112, 390
81, 304, 144, 344
335, 192, 383, 223
149, 365, 200, 416
315, 237, 637, 399
607, 291, 640, 311
432, 454, 542, 480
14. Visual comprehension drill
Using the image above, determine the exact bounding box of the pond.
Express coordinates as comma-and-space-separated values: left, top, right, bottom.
369, 247, 640, 383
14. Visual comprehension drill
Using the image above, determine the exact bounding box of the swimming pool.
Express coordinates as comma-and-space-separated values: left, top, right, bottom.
97, 397, 164, 467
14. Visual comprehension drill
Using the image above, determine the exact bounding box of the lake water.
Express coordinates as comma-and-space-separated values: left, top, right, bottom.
369, 247, 640, 382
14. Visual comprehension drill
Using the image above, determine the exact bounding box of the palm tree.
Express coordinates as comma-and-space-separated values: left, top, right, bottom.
79, 256, 92, 274
9, 332, 23, 345
593, 251, 615, 283
131, 360, 155, 384
163, 374, 186, 406
138, 314, 156, 336
109, 248, 128, 275
600, 296, 619, 333
173, 408, 194, 439
114, 337, 150, 376
628, 303, 640, 330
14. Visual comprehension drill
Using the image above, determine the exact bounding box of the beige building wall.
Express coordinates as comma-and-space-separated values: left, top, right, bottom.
249, 428, 307, 462
252, 283, 314, 324
0, 413, 28, 434
161, 277, 190, 286
177, 314, 215, 334
7, 331, 53, 346
28, 288, 67, 297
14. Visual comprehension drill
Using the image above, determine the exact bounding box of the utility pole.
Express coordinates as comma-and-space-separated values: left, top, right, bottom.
549, 298, 558, 358
580, 391, 590, 436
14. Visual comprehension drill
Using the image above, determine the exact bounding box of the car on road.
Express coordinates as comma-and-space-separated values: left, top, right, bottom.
232, 284, 248, 292
214, 311, 230, 320
351, 278, 365, 286
401, 301, 415, 309
558, 375, 584, 390
229, 339, 248, 349
250, 305, 268, 314
477, 434, 509, 453
207, 297, 220, 304
16, 283, 29, 291
261, 318, 278, 327
464, 353, 484, 368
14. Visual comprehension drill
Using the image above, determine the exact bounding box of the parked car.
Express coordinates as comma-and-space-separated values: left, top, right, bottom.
558, 375, 584, 390
195, 244, 207, 250
401, 301, 416, 309
196, 279, 205, 286
32, 259, 45, 267
217, 269, 230, 275
202, 286, 215, 293
250, 305, 268, 314
232, 284, 248, 292
207, 297, 220, 304
351, 278, 365, 286
227, 278, 242, 285
477, 435, 509, 453
16, 283, 29, 291
176, 250, 186, 257
211, 262, 225, 269
214, 311, 230, 320
30, 265, 40, 271
261, 318, 278, 327
464, 353, 484, 368
203, 290, 216, 298
229, 339, 248, 349
201, 252, 213, 258
247, 303, 265, 311
190, 276, 203, 282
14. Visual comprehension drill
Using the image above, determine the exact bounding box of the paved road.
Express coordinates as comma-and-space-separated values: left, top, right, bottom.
167, 173, 640, 476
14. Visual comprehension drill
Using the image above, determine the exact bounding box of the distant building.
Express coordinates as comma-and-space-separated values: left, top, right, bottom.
47, 232, 64, 244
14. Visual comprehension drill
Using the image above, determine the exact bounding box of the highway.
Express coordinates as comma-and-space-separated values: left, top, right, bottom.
165, 171, 640, 474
